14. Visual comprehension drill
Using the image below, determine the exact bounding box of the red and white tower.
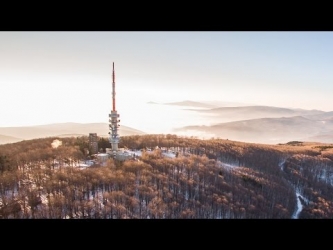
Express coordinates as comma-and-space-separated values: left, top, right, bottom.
109, 62, 120, 154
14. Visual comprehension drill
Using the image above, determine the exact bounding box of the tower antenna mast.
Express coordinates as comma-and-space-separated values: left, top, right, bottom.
109, 62, 120, 156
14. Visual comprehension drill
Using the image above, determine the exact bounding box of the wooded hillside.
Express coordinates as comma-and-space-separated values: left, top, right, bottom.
0, 135, 332, 218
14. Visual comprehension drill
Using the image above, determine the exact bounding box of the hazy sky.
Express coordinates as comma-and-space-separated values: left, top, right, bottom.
1, 31, 333, 127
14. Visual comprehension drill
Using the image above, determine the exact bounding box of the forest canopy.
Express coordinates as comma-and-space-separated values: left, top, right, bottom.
0, 135, 332, 219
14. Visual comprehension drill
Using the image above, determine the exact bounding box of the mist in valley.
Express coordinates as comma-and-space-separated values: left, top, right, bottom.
1, 99, 333, 145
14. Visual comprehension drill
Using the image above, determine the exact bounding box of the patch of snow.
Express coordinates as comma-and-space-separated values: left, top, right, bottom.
279, 159, 307, 219
124, 150, 142, 157
279, 159, 286, 171
319, 169, 333, 186
162, 152, 176, 158
78, 163, 89, 167
292, 190, 307, 219
97, 153, 109, 156
216, 160, 239, 169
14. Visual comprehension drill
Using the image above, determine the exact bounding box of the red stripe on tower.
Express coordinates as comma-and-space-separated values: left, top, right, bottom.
112, 62, 116, 111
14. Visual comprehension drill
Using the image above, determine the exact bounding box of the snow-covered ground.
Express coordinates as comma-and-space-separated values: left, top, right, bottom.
216, 160, 239, 170
122, 149, 176, 159
278, 159, 286, 171
76, 160, 95, 169
319, 169, 333, 186
162, 151, 176, 158
279, 158, 310, 219
122, 150, 142, 157
52, 159, 95, 169
292, 190, 309, 219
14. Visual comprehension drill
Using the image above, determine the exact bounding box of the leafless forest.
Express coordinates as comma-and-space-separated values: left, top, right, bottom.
0, 135, 333, 218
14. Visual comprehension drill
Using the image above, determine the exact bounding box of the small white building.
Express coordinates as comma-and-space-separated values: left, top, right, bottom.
96, 153, 109, 163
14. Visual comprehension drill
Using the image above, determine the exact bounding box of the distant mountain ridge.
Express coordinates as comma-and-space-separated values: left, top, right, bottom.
0, 123, 145, 145
175, 115, 333, 144
163, 100, 217, 109
2, 102, 333, 145
0, 134, 23, 145
303, 111, 333, 121
188, 105, 325, 122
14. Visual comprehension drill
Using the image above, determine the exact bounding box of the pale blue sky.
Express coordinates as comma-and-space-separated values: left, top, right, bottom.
1, 31, 333, 127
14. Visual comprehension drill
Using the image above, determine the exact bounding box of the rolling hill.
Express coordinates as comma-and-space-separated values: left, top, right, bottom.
0, 134, 23, 145
302, 131, 333, 143
1, 134, 333, 218
0, 123, 146, 144
163, 100, 218, 109
186, 105, 325, 123
174, 116, 333, 144
303, 111, 333, 121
